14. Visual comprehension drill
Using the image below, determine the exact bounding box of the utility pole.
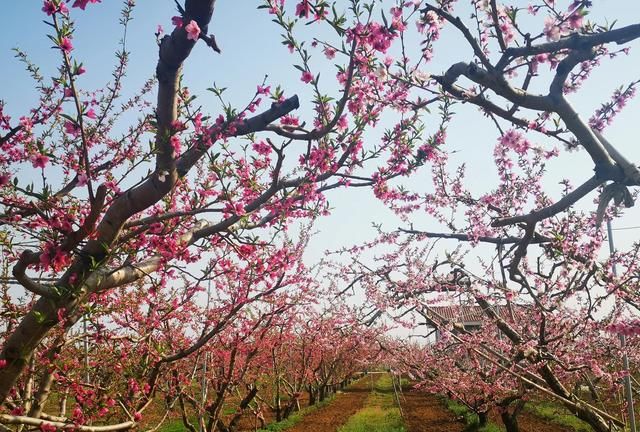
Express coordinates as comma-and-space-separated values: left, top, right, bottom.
199, 280, 212, 432
607, 219, 637, 432
199, 351, 208, 432
83, 316, 90, 384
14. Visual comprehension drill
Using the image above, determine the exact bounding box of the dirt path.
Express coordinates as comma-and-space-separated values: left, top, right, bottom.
399, 387, 575, 432
286, 374, 380, 432
283, 377, 576, 432
400, 389, 465, 432
511, 412, 574, 432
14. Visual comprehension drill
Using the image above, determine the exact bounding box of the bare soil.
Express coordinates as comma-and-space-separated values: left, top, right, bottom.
515, 412, 574, 432
244, 376, 577, 432
400, 389, 465, 432
399, 387, 575, 432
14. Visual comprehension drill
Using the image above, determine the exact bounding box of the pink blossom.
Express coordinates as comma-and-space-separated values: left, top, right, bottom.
72, 0, 101, 10
252, 140, 272, 156
543, 16, 561, 42
42, 1, 58, 15
337, 115, 348, 131
0, 359, 7, 369
267, 0, 285, 14
499, 129, 530, 155
170, 135, 181, 156
323, 46, 336, 59
224, 202, 245, 216
171, 120, 186, 132
295, 0, 311, 18
64, 120, 80, 137
185, 20, 201, 41
85, 108, 96, 119
44, 1, 69, 15
40, 423, 56, 432
172, 16, 184, 28
133, 412, 142, 422
128, 378, 140, 394
568, 11, 584, 29
56, 308, 67, 324
31, 154, 50, 168
59, 37, 73, 54
257, 85, 271, 95
281, 115, 299, 126
301, 71, 314, 83
19, 116, 33, 132
314, 9, 328, 20
72, 406, 84, 422
77, 172, 88, 187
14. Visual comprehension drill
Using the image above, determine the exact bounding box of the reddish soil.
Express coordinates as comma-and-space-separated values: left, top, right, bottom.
399, 387, 575, 432
400, 389, 465, 432
285, 374, 378, 432
515, 412, 574, 432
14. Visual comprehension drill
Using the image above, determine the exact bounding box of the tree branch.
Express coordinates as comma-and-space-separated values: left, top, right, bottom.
398, 228, 551, 244
492, 175, 603, 227
0, 415, 134, 432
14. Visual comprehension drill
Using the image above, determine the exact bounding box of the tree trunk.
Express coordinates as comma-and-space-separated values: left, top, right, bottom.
308, 386, 316, 406
539, 365, 612, 432
478, 411, 488, 427
0, 297, 79, 403
501, 411, 520, 432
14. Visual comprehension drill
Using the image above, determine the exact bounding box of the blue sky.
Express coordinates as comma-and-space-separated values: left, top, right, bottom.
3, 0, 640, 271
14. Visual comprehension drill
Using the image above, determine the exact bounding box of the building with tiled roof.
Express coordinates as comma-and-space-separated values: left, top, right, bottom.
421, 304, 516, 341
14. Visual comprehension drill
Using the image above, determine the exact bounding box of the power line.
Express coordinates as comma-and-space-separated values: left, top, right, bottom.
611, 225, 640, 231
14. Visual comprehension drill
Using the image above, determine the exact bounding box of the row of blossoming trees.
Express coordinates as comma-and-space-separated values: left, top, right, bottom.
1, 0, 640, 431
318, 0, 640, 430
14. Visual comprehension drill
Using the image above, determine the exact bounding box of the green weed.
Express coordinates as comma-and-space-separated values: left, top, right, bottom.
337, 374, 405, 432
443, 398, 504, 432
526, 402, 592, 432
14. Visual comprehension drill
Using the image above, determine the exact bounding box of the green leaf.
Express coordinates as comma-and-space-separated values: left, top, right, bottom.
34, 311, 46, 324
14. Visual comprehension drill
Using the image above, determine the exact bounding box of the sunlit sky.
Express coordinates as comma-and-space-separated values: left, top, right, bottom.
3, 0, 640, 281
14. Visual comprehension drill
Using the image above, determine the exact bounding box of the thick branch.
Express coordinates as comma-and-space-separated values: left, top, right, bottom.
492, 175, 603, 227
0, 415, 134, 432
155, 0, 216, 170
12, 251, 55, 299
500, 23, 640, 63
398, 228, 551, 244
443, 62, 552, 111
176, 95, 300, 177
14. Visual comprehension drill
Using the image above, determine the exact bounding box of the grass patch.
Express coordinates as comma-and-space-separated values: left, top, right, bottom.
337, 406, 405, 432
374, 374, 395, 394
526, 402, 591, 432
157, 419, 193, 432
443, 399, 503, 432
157, 400, 337, 432
337, 374, 404, 432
